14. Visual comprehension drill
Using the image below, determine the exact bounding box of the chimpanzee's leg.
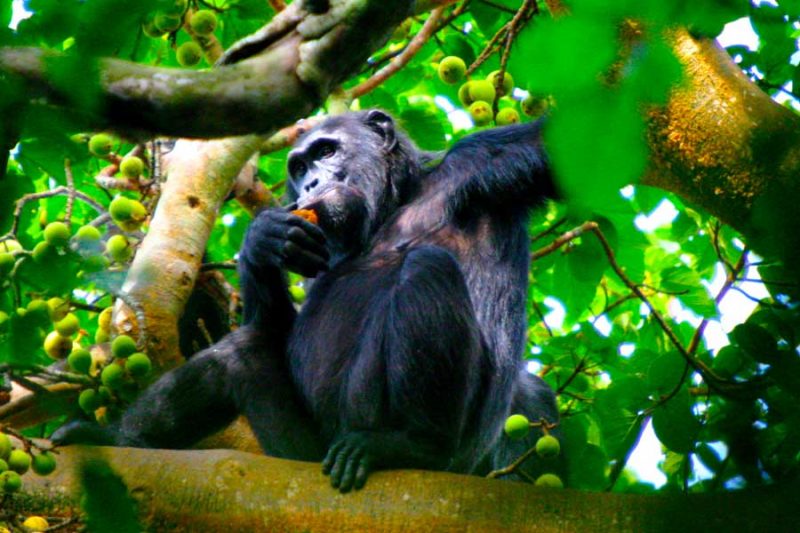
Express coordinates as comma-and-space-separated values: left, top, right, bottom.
54, 326, 324, 460
322, 245, 486, 492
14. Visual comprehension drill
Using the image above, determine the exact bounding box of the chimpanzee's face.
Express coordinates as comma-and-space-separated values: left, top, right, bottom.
286, 113, 398, 254
287, 120, 390, 218
286, 122, 385, 256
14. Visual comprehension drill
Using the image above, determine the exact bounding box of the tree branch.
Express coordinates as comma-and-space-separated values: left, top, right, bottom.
11, 446, 800, 532
0, 1, 417, 137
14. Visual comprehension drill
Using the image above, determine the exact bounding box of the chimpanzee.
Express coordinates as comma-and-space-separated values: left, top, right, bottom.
54, 110, 560, 492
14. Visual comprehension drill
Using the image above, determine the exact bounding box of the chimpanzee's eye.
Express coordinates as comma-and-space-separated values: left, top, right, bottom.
289, 159, 307, 178
318, 142, 336, 159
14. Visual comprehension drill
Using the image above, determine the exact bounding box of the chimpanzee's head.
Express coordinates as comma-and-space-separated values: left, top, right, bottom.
286, 110, 424, 255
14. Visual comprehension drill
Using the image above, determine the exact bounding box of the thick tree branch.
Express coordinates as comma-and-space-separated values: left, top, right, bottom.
12, 446, 800, 532
643, 31, 800, 236
0, 1, 416, 137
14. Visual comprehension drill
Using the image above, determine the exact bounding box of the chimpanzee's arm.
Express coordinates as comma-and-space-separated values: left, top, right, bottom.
435, 119, 556, 214
238, 208, 329, 337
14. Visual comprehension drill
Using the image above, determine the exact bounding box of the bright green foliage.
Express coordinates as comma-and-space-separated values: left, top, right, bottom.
544, 92, 647, 210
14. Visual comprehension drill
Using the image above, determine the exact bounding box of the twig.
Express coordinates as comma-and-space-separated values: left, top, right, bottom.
197, 318, 214, 346
487, 444, 540, 479
494, 0, 536, 110
347, 8, 446, 99
486, 418, 558, 479
530, 298, 553, 337
200, 261, 238, 271
477, 0, 517, 14
260, 117, 325, 154
63, 159, 76, 228
532, 222, 766, 399
555, 358, 587, 395
467, 20, 509, 76
531, 217, 567, 243
0, 187, 106, 241
710, 221, 735, 273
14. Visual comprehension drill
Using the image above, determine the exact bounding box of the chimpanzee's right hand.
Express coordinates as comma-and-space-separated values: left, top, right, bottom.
240, 207, 329, 278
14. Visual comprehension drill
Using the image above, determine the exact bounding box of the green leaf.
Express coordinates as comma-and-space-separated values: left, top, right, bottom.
567, 443, 608, 490
544, 91, 647, 212
660, 265, 716, 317
567, 236, 605, 284
652, 388, 700, 454
751, 2, 788, 42
695, 443, 723, 473
646, 351, 686, 395
732, 322, 779, 364
711, 345, 746, 379
510, 16, 617, 94
625, 36, 684, 105
399, 105, 448, 151
660, 265, 699, 293
780, 0, 800, 17
80, 458, 142, 533
441, 34, 477, 67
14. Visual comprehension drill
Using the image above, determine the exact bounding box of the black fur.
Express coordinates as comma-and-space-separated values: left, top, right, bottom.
54, 110, 560, 491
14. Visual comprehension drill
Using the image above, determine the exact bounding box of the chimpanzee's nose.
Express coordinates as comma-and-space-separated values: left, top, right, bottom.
304, 179, 319, 193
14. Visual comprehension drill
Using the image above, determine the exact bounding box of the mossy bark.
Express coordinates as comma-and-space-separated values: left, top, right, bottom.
644, 30, 800, 236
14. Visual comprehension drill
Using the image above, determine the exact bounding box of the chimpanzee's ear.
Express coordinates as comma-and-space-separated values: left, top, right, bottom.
364, 109, 397, 152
